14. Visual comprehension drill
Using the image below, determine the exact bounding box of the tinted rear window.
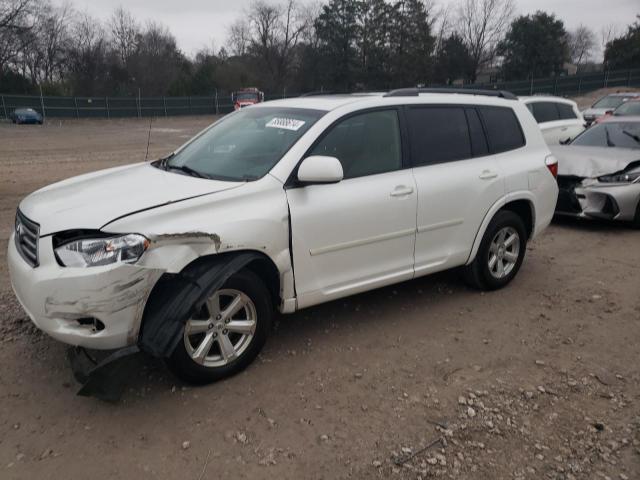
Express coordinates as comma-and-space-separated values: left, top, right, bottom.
407, 107, 472, 165
478, 106, 525, 153
531, 102, 559, 123
557, 103, 577, 120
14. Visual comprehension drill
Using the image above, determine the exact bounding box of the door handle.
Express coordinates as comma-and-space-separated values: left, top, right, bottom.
479, 170, 498, 180
390, 185, 414, 197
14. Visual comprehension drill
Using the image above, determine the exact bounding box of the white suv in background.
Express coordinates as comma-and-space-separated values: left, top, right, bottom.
8, 89, 559, 385
520, 96, 585, 145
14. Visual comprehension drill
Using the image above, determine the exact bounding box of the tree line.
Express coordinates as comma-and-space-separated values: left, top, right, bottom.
0, 0, 638, 97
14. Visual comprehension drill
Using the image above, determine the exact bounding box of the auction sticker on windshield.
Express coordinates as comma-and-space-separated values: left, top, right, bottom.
266, 118, 306, 131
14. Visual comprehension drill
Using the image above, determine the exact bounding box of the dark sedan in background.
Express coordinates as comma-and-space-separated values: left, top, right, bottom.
9, 107, 43, 125
552, 116, 640, 228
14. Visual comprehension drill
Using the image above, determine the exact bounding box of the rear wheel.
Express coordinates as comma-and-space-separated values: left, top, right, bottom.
463, 210, 527, 290
166, 269, 272, 384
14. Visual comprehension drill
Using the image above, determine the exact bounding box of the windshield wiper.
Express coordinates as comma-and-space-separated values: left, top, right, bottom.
621, 130, 640, 144
604, 127, 616, 147
166, 164, 211, 179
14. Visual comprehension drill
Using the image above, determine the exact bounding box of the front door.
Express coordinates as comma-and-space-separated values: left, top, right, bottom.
286, 109, 417, 309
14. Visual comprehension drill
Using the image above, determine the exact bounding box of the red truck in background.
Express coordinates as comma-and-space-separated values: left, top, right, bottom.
232, 87, 264, 110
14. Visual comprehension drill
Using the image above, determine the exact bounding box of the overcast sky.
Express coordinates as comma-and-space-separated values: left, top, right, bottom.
54, 0, 638, 58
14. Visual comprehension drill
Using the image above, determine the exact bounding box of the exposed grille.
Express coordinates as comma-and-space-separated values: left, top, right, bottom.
15, 210, 40, 267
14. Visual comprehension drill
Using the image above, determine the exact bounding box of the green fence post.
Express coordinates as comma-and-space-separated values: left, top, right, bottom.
529, 77, 534, 95
74, 97, 79, 118
628, 69, 632, 86
1, 95, 6, 119
578, 76, 582, 95
163, 96, 167, 117
553, 77, 558, 95
188, 96, 192, 114
105, 97, 110, 119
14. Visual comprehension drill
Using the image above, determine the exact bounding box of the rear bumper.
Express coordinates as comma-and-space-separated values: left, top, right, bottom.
7, 233, 162, 349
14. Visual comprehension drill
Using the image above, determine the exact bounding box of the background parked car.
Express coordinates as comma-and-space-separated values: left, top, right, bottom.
582, 92, 640, 125
520, 96, 585, 145
552, 116, 640, 228
594, 98, 640, 124
9, 107, 43, 125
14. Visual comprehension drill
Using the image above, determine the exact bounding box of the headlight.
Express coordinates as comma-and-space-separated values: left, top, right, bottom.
55, 234, 149, 267
597, 171, 640, 184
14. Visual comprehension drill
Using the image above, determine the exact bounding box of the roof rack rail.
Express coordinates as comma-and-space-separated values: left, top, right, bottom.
383, 87, 517, 100
299, 91, 338, 97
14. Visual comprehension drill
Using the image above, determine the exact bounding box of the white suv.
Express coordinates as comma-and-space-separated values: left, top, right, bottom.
8, 89, 559, 384
520, 96, 585, 145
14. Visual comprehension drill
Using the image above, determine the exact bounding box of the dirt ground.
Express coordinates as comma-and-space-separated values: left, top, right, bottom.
0, 113, 639, 480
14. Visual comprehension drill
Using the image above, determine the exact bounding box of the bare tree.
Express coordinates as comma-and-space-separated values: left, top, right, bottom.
66, 12, 109, 94
456, 0, 515, 82
246, 0, 310, 89
568, 24, 596, 70
599, 23, 621, 58
0, 0, 38, 72
227, 18, 250, 56
109, 6, 140, 66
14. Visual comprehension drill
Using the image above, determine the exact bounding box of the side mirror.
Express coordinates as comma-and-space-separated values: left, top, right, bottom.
297, 156, 343, 184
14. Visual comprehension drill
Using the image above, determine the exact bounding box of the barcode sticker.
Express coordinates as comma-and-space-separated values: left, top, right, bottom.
265, 118, 306, 131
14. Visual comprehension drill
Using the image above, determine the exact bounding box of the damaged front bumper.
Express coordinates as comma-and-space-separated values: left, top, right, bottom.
556, 177, 640, 221
7, 232, 162, 350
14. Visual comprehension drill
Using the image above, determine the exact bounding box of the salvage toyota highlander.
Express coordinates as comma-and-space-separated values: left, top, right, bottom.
8, 89, 559, 385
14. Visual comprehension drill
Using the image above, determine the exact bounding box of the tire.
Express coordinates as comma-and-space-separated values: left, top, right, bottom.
166, 268, 272, 384
463, 210, 527, 291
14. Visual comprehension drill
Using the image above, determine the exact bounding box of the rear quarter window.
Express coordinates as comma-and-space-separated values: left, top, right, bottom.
478, 106, 525, 154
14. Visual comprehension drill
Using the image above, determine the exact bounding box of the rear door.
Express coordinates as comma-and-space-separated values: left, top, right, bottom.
529, 101, 562, 144
555, 102, 585, 142
286, 108, 417, 309
529, 101, 583, 145
407, 105, 505, 275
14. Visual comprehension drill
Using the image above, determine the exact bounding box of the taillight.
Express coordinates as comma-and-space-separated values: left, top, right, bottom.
545, 154, 558, 178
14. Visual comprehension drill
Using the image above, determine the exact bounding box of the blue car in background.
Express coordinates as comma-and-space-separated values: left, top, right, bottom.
10, 107, 43, 125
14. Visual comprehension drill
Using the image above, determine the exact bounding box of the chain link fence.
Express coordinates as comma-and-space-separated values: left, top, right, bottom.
2, 69, 639, 120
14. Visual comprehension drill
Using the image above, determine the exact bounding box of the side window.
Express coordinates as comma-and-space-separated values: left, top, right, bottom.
557, 103, 578, 120
310, 110, 402, 179
407, 107, 472, 166
531, 102, 560, 123
478, 106, 525, 154
465, 108, 489, 157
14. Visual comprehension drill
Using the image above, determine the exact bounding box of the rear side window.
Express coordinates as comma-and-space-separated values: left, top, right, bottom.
557, 103, 577, 120
531, 102, 560, 123
310, 109, 402, 179
407, 107, 472, 165
478, 106, 525, 153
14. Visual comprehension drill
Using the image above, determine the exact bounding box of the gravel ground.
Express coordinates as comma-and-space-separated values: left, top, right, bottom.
0, 112, 639, 480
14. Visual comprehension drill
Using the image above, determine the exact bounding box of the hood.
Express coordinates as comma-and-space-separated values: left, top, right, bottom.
551, 145, 640, 178
19, 162, 243, 235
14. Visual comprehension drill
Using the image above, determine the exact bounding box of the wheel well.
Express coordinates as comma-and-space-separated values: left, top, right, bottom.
243, 255, 281, 308
502, 200, 534, 240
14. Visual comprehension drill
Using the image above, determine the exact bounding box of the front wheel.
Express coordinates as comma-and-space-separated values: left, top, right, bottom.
166, 269, 272, 384
463, 210, 527, 290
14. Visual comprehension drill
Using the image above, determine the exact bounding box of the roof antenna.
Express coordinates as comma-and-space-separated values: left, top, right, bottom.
144, 115, 153, 161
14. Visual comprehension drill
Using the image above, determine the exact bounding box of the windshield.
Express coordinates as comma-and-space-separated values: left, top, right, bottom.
236, 93, 259, 102
16, 108, 36, 115
592, 95, 635, 109
614, 101, 640, 116
165, 107, 325, 181
571, 122, 640, 149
